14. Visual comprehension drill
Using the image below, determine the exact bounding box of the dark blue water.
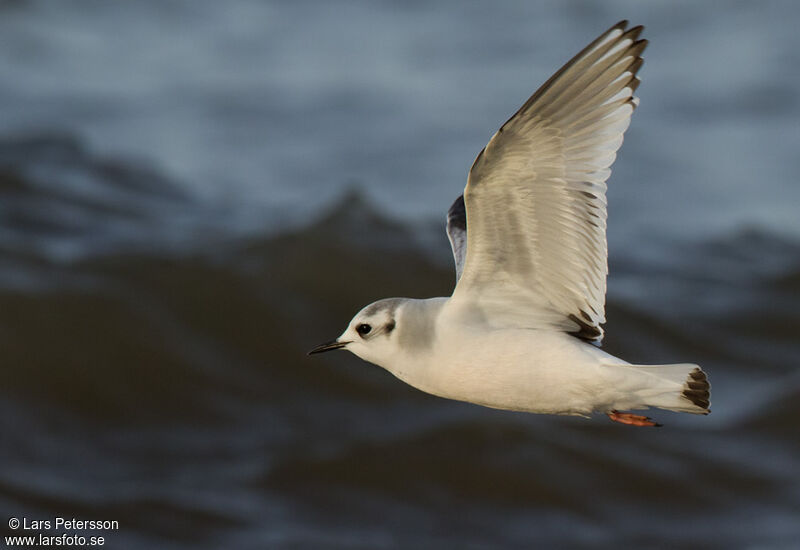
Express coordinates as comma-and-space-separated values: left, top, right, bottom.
0, 2, 798, 548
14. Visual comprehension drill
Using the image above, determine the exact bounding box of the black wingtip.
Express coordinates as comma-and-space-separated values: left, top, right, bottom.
624, 25, 645, 40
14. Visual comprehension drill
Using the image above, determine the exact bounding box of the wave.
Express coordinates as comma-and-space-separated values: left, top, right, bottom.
0, 138, 798, 548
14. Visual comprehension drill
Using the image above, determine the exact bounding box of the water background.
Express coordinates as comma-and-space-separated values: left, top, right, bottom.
0, 1, 798, 548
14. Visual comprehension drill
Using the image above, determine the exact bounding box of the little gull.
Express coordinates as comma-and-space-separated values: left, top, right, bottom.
310, 21, 710, 427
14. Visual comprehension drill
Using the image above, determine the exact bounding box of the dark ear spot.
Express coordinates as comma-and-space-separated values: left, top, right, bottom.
385, 320, 396, 333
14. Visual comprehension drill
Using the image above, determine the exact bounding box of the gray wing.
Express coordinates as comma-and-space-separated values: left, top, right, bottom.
446, 194, 467, 282
450, 21, 647, 342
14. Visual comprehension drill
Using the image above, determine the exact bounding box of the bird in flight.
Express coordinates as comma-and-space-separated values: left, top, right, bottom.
310, 21, 710, 427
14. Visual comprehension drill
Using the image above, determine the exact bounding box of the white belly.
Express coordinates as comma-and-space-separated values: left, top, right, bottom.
393, 326, 621, 416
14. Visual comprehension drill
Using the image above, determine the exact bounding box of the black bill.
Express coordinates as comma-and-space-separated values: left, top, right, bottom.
308, 339, 348, 355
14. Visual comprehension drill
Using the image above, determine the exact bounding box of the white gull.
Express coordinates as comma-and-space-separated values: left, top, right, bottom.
310, 21, 710, 427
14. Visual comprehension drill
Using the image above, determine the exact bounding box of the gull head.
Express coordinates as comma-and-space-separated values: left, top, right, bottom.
308, 298, 403, 365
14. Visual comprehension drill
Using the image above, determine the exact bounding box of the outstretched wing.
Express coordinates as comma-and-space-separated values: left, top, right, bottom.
450, 21, 647, 342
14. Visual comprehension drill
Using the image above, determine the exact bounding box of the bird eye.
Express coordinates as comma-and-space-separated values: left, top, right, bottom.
356, 323, 372, 336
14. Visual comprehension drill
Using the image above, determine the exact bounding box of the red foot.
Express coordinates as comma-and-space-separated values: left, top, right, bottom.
607, 410, 662, 427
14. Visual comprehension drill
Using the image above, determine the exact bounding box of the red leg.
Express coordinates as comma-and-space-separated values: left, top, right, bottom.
607, 410, 662, 427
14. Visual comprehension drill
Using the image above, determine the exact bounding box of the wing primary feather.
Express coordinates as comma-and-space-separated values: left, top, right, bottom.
511, 21, 630, 119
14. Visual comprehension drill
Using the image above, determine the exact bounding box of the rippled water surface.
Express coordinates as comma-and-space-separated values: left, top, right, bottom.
0, 1, 798, 548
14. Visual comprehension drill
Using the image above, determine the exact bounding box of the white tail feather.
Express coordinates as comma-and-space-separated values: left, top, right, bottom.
612, 363, 711, 414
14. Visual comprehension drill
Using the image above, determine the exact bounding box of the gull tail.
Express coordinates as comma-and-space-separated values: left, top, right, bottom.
625, 363, 711, 415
